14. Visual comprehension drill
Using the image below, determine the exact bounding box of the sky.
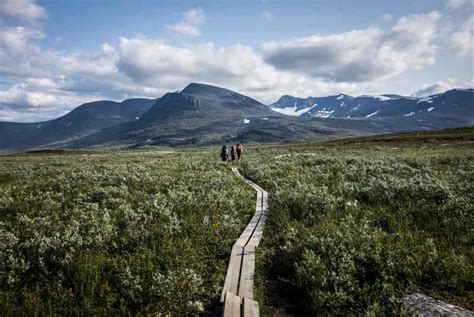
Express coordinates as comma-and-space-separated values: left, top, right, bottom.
0, 0, 473, 122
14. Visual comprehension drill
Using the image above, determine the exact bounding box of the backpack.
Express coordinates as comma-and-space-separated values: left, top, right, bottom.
221, 145, 228, 157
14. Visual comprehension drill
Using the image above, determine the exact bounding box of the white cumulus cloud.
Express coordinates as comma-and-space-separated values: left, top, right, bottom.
262, 11, 441, 82
0, 0, 46, 22
0, 82, 100, 121
413, 79, 474, 96
167, 7, 207, 36
446, 16, 474, 56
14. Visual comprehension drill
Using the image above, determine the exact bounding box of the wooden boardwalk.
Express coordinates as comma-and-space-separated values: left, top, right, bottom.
221, 168, 268, 317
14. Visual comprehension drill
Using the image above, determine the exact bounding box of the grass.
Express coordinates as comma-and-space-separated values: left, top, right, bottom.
240, 127, 474, 315
0, 127, 472, 315
0, 149, 255, 315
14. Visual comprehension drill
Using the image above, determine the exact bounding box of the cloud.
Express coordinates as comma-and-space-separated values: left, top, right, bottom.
262, 11, 441, 83
446, 0, 473, 8
382, 14, 392, 21
0, 82, 100, 121
446, 16, 474, 56
167, 7, 206, 36
167, 22, 201, 36
1, 7, 466, 122
113, 36, 362, 102
263, 11, 273, 21
0, 26, 58, 79
184, 8, 206, 25
0, 28, 360, 120
0, 0, 46, 22
413, 79, 474, 96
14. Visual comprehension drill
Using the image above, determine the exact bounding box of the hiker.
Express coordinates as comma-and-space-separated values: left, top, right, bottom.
230, 145, 237, 162
220, 145, 229, 164
236, 143, 243, 161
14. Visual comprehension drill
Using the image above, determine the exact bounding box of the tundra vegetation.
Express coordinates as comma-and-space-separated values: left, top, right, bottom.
241, 127, 474, 315
0, 128, 472, 315
0, 150, 255, 315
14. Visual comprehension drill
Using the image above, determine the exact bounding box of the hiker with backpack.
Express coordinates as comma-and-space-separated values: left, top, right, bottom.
230, 145, 237, 162
220, 145, 229, 164
236, 143, 243, 161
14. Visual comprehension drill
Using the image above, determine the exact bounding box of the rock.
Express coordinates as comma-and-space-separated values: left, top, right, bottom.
402, 293, 473, 316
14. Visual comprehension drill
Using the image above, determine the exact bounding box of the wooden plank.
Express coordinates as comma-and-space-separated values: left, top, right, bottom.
225, 167, 268, 315
247, 192, 268, 247
235, 214, 260, 247
246, 218, 266, 247
221, 246, 244, 302
255, 190, 262, 211
260, 192, 268, 211
243, 297, 259, 317
223, 291, 241, 317
238, 246, 256, 299
235, 190, 263, 247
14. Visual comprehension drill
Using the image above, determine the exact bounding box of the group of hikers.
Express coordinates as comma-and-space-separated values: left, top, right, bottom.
221, 143, 243, 163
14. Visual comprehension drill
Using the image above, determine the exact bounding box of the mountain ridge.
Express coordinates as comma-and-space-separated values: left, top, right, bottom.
0, 83, 472, 153
0, 97, 156, 152
271, 89, 473, 120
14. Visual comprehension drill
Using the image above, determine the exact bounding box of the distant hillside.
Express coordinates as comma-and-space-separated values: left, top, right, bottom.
0, 98, 155, 151
271, 89, 474, 129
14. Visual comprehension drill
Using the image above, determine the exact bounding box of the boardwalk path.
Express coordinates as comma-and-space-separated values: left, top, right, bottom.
220, 168, 268, 317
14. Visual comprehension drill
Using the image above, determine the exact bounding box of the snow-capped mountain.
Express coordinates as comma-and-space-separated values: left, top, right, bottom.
271, 89, 473, 120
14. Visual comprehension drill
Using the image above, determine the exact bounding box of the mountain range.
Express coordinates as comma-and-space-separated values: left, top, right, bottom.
271, 89, 473, 123
0, 83, 472, 153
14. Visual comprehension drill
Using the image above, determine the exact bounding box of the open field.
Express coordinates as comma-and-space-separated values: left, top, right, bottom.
241, 127, 474, 315
0, 127, 473, 315
0, 149, 255, 315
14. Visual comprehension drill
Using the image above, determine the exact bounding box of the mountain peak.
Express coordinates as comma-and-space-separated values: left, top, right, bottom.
181, 82, 236, 97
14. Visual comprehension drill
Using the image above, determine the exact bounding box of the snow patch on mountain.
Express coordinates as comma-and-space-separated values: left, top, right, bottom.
271, 103, 317, 116
417, 97, 434, 104
312, 110, 335, 118
366, 110, 379, 118
374, 95, 395, 101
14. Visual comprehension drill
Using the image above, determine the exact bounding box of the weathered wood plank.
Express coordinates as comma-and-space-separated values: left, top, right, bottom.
235, 215, 260, 247
224, 168, 267, 315
238, 246, 256, 299
223, 291, 241, 317
243, 297, 259, 317
246, 217, 266, 247
221, 246, 244, 302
